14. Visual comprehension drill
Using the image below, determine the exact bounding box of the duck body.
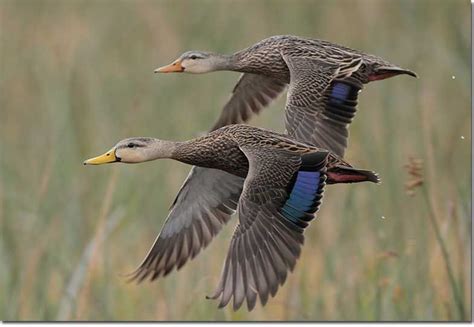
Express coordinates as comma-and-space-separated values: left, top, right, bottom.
220, 35, 415, 83
158, 35, 416, 155
171, 124, 376, 184
85, 123, 379, 310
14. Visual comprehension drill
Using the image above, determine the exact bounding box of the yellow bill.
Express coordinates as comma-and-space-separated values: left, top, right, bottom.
83, 149, 118, 165
154, 59, 184, 73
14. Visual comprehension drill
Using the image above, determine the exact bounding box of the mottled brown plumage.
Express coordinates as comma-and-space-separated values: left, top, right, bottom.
213, 35, 416, 152
141, 36, 415, 305
117, 124, 379, 310
159, 35, 417, 152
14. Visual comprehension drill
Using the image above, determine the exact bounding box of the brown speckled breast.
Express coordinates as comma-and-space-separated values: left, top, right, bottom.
172, 130, 249, 178
172, 124, 350, 180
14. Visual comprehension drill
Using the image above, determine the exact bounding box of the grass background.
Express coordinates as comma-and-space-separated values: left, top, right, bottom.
0, 0, 471, 321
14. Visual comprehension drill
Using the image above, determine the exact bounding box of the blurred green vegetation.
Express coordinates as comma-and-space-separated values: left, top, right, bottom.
0, 0, 470, 321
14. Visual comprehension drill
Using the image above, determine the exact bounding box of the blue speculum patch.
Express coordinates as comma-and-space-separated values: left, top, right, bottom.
330, 82, 351, 104
281, 171, 320, 224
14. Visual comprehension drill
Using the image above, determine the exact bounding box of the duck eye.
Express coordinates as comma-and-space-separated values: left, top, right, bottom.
127, 143, 136, 148
190, 55, 197, 60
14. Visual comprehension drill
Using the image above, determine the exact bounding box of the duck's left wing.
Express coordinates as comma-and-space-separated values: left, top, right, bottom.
282, 55, 363, 157
207, 146, 328, 311
129, 167, 244, 282
211, 73, 287, 131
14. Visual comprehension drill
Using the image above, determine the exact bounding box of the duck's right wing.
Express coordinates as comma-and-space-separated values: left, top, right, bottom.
129, 167, 244, 282
211, 73, 287, 130
282, 54, 363, 157
207, 146, 329, 311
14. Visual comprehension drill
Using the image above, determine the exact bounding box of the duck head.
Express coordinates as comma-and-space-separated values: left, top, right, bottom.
155, 51, 230, 74
84, 137, 176, 165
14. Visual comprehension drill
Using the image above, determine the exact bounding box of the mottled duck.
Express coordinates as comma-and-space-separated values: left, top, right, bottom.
84, 124, 379, 310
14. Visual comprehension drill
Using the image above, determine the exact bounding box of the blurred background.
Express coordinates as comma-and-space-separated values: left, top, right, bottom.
0, 0, 470, 321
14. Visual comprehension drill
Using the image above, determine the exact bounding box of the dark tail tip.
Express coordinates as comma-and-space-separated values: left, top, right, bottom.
370, 67, 418, 81
364, 170, 381, 184
327, 166, 381, 184
400, 69, 418, 78
350, 168, 381, 184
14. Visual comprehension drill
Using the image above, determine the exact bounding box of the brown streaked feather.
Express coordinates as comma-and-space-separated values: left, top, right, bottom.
211, 73, 286, 131
127, 167, 243, 282
215, 35, 414, 156
283, 55, 363, 157
207, 144, 328, 310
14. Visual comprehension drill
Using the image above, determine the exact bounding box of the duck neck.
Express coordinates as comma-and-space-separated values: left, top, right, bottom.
225, 49, 272, 74
211, 53, 240, 71
171, 135, 223, 168
146, 139, 182, 161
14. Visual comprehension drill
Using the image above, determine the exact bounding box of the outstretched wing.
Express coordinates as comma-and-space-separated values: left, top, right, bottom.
211, 73, 287, 130
129, 167, 244, 282
131, 75, 285, 281
283, 55, 363, 157
207, 146, 329, 311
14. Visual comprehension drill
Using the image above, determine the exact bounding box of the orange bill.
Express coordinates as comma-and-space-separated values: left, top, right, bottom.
154, 59, 184, 73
